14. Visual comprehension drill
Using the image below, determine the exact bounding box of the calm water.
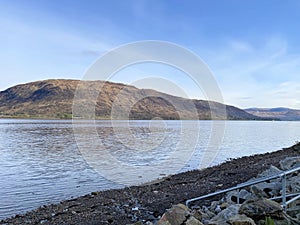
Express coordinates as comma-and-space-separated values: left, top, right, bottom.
0, 119, 300, 219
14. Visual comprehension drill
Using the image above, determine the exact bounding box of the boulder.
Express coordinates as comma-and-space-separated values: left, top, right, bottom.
184, 216, 204, 225
146, 222, 154, 225
251, 181, 282, 198
250, 185, 268, 198
258, 165, 282, 178
227, 190, 254, 204
238, 198, 300, 225
287, 175, 300, 192
208, 205, 240, 225
191, 209, 203, 221
227, 214, 256, 225
283, 212, 300, 225
279, 157, 300, 170
239, 198, 283, 220
199, 207, 216, 224
202, 206, 217, 219
256, 213, 300, 225
284, 206, 300, 219
157, 204, 190, 225
211, 201, 223, 213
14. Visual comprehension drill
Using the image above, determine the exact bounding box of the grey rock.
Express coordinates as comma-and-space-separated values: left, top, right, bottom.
258, 165, 282, 178
259, 212, 300, 225
184, 216, 204, 225
191, 209, 203, 221
146, 222, 154, 225
227, 214, 256, 225
227, 190, 254, 204
283, 212, 300, 225
157, 204, 190, 225
279, 157, 300, 170
211, 201, 221, 211
250, 186, 267, 198
200, 210, 216, 224
287, 175, 300, 192
284, 206, 300, 219
208, 205, 240, 225
239, 198, 283, 220
215, 205, 222, 214
202, 206, 216, 219
210, 200, 224, 214
251, 181, 282, 198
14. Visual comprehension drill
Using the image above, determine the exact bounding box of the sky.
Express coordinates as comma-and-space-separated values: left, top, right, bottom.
1, 0, 300, 108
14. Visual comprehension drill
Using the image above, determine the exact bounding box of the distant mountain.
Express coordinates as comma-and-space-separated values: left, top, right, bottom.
245, 107, 300, 121
0, 79, 263, 120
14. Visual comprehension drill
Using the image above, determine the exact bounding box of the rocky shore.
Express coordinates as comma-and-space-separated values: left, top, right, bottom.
156, 156, 300, 225
1, 143, 300, 225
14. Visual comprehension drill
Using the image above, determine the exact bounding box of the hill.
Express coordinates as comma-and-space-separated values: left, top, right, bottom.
0, 79, 262, 120
245, 107, 300, 121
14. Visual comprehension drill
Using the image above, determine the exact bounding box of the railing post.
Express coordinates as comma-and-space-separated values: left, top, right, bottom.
282, 174, 287, 212
237, 189, 240, 204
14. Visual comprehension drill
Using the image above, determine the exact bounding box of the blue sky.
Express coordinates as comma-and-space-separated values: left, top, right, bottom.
1, 0, 300, 108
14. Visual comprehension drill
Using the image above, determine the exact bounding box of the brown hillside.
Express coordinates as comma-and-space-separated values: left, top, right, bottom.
0, 79, 261, 120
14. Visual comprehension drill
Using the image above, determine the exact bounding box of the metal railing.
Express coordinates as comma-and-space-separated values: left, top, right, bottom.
186, 166, 300, 211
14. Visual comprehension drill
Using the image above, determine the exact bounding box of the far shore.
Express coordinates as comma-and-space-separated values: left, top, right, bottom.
0, 115, 284, 121
1, 142, 300, 225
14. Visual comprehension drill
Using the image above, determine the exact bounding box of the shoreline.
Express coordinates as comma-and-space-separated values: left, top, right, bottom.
0, 116, 280, 121
1, 143, 300, 225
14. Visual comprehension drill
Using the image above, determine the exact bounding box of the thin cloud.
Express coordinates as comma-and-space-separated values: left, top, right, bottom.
229, 40, 254, 53
206, 37, 300, 108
